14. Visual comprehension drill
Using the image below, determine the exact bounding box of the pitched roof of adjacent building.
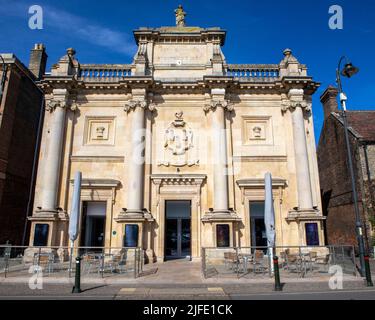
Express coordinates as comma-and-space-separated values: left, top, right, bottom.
332, 111, 375, 142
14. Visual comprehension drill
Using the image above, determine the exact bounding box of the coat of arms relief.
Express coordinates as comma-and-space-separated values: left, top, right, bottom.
158, 111, 199, 167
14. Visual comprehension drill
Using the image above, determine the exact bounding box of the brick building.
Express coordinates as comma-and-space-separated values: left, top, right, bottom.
0, 44, 47, 245
318, 86, 375, 250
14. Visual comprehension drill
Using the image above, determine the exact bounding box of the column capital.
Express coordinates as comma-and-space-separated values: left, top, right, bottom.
204, 99, 234, 113
45, 98, 78, 113
281, 92, 312, 114
45, 99, 67, 113
124, 99, 156, 113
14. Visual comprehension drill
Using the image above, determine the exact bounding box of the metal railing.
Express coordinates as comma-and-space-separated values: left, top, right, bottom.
202, 245, 358, 280
0, 246, 144, 279
78, 64, 133, 82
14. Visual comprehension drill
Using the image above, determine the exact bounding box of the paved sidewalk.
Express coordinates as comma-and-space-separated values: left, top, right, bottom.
0, 281, 374, 300
1, 258, 372, 286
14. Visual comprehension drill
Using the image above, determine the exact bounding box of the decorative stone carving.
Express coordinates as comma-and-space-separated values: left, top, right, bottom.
84, 117, 115, 145
124, 99, 148, 113
45, 99, 79, 113
158, 111, 199, 167
95, 126, 106, 139
203, 99, 234, 113
45, 100, 66, 113
252, 126, 262, 139
281, 97, 312, 114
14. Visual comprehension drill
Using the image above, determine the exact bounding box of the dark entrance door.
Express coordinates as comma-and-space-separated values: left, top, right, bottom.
250, 202, 267, 248
80, 202, 106, 250
165, 201, 191, 260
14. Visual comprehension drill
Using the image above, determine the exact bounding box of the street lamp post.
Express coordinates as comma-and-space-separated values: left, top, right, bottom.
336, 56, 367, 277
0, 54, 8, 106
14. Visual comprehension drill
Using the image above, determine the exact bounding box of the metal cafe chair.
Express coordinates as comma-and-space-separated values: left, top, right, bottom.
110, 250, 128, 274
33, 252, 54, 274
82, 252, 102, 275
252, 250, 268, 275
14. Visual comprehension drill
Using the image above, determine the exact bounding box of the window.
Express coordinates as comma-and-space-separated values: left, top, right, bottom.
305, 223, 319, 246
216, 224, 230, 248
33, 224, 49, 246
124, 224, 139, 247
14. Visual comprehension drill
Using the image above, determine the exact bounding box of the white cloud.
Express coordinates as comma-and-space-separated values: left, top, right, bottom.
0, 1, 137, 56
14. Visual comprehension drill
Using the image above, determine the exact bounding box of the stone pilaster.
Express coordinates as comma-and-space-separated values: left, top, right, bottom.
283, 89, 315, 212
36, 89, 70, 218
119, 89, 153, 220
203, 88, 234, 217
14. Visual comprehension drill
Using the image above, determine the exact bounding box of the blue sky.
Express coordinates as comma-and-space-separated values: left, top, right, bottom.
1, 0, 374, 142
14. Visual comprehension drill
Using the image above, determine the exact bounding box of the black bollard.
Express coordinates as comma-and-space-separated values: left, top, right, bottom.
364, 255, 374, 287
273, 256, 282, 291
72, 256, 82, 293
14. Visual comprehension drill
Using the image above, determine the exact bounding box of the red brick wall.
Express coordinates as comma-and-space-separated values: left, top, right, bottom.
0, 66, 43, 245
318, 114, 370, 248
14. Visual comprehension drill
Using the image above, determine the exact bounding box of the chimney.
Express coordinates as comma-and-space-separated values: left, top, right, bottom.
320, 86, 339, 120
28, 43, 47, 80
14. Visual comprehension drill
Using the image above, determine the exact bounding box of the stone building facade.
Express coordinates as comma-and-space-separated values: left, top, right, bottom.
29, 14, 325, 262
318, 86, 375, 250
0, 45, 47, 245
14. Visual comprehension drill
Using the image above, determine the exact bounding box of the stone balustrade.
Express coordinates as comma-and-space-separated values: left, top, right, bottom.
78, 64, 133, 82
226, 64, 280, 80
77, 64, 281, 82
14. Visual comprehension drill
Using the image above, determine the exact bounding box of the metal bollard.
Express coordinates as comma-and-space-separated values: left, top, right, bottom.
364, 255, 374, 287
273, 256, 282, 291
72, 256, 82, 293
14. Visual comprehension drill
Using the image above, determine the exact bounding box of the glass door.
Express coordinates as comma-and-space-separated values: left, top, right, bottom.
165, 201, 191, 260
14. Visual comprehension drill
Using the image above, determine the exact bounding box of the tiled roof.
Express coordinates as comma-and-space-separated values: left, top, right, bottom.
334, 111, 375, 141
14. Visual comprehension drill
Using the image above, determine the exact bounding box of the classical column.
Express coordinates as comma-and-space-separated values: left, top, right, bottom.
204, 89, 233, 214
39, 90, 68, 214
124, 98, 147, 215
284, 89, 314, 210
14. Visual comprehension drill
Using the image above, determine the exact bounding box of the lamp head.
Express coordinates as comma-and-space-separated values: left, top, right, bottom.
341, 62, 359, 78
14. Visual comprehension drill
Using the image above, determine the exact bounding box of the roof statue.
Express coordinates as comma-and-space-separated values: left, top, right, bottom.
175, 5, 186, 27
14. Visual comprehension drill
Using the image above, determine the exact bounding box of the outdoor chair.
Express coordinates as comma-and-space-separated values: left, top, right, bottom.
307, 251, 318, 272
223, 252, 231, 269
279, 251, 288, 270
0, 247, 11, 273
33, 253, 54, 274
116, 250, 129, 274
285, 254, 305, 277
252, 250, 268, 275
82, 252, 102, 275
315, 253, 331, 272
224, 251, 240, 271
